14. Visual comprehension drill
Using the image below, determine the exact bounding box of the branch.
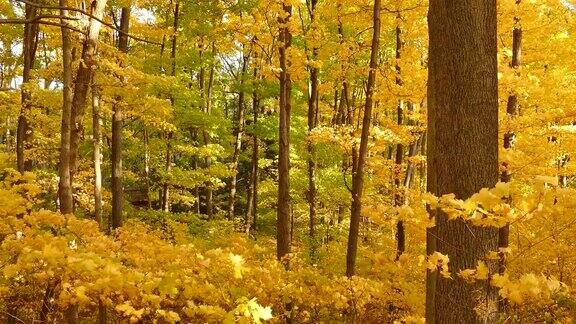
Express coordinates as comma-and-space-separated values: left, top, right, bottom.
0, 17, 87, 35
13, 0, 162, 45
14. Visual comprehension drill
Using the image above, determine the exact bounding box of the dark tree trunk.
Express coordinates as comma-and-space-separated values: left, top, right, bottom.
17, 0, 39, 172
345, 0, 380, 277
426, 0, 499, 322
246, 65, 260, 233
69, 0, 108, 181
277, 3, 293, 262
307, 0, 319, 260
499, 1, 522, 312
228, 53, 249, 219
111, 6, 130, 230
499, 0, 522, 277
394, 19, 405, 261
57, 0, 74, 215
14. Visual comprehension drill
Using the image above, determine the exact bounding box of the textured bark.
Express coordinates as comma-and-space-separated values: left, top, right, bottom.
69, 0, 108, 180
277, 2, 292, 262
228, 53, 249, 219
92, 80, 103, 230
57, 0, 74, 215
111, 7, 130, 230
500, 0, 522, 281
345, 0, 380, 277
427, 0, 499, 322
17, 0, 39, 172
307, 0, 319, 259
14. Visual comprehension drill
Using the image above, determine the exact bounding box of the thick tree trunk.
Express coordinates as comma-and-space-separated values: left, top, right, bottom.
277, 2, 292, 262
111, 7, 130, 230
17, 0, 39, 172
228, 53, 249, 219
57, 0, 74, 215
92, 80, 104, 230
345, 0, 380, 277
69, 0, 108, 180
426, 0, 499, 322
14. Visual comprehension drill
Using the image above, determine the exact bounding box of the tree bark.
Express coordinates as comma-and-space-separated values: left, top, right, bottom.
92, 80, 103, 230
111, 6, 130, 230
57, 0, 74, 215
394, 19, 405, 261
143, 128, 152, 209
228, 52, 249, 219
246, 65, 259, 233
277, 2, 292, 262
200, 42, 216, 218
69, 0, 108, 181
17, 0, 39, 172
306, 0, 319, 260
499, 0, 522, 277
345, 0, 380, 277
161, 0, 179, 212
427, 0, 499, 322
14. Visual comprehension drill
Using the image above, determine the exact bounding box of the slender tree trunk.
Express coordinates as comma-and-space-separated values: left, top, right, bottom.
499, 1, 522, 312
228, 53, 249, 219
111, 7, 130, 230
57, 0, 74, 215
143, 128, 152, 209
394, 19, 405, 261
69, 0, 108, 181
161, 0, 179, 212
499, 0, 522, 277
246, 67, 259, 233
345, 0, 380, 277
427, 0, 499, 322
17, 0, 39, 172
162, 132, 173, 212
277, 2, 293, 262
92, 80, 103, 230
200, 43, 216, 218
306, 0, 319, 260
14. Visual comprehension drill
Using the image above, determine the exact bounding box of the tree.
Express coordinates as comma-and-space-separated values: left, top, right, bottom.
111, 6, 130, 230
276, 1, 292, 262
345, 0, 381, 277
499, 0, 522, 280
57, 0, 74, 215
58, 0, 107, 214
16, 0, 39, 172
426, 0, 499, 322
306, 0, 319, 259
228, 50, 249, 219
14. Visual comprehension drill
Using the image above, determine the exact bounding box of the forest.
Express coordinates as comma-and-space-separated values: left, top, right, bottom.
0, 0, 576, 322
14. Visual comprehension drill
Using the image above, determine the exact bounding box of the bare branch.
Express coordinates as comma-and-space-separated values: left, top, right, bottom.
12, 0, 162, 45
